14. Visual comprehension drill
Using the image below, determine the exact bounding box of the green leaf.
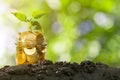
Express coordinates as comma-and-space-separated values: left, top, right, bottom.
31, 21, 42, 30
32, 10, 46, 19
12, 12, 27, 22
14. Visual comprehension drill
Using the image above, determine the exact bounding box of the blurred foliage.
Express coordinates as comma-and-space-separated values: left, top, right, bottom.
2, 0, 120, 66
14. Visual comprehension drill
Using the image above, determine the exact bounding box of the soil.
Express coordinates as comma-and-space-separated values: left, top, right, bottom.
0, 60, 120, 80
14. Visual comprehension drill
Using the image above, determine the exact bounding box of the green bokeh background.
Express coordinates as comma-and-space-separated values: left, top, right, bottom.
1, 0, 120, 67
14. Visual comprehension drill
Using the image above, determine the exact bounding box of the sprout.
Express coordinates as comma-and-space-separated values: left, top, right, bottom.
12, 10, 46, 32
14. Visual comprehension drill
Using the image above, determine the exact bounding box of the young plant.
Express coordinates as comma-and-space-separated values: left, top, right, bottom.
12, 10, 46, 32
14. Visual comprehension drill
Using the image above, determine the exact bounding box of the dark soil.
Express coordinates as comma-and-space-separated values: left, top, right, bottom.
0, 60, 120, 80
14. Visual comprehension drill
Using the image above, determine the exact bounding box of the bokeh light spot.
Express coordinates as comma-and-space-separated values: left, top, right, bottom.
87, 41, 101, 59
94, 12, 114, 29
46, 0, 61, 10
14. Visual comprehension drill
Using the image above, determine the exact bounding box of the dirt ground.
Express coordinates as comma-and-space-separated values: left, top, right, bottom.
0, 60, 120, 80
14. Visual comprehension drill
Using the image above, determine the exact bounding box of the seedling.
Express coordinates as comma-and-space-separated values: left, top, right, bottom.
12, 10, 46, 32
12, 10, 47, 65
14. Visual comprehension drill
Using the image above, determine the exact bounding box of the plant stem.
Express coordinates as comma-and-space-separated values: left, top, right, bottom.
29, 25, 32, 31
27, 19, 33, 31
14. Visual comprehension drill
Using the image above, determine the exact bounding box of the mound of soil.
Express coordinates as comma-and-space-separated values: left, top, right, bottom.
0, 60, 120, 80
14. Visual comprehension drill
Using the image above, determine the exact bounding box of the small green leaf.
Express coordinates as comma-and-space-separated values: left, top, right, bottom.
31, 21, 42, 30
12, 12, 27, 22
32, 10, 46, 19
